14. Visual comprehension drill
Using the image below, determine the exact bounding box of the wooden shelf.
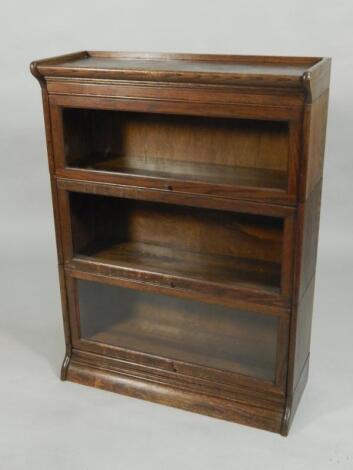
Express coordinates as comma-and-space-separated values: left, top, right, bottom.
88, 313, 275, 381
78, 279, 278, 381
68, 192, 284, 307
74, 155, 287, 191
61, 108, 290, 199
77, 241, 281, 292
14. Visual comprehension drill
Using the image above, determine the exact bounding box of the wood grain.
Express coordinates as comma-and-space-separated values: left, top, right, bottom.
67, 360, 284, 433
33, 51, 325, 91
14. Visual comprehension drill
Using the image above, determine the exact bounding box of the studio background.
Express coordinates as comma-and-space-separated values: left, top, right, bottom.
1, 1, 352, 469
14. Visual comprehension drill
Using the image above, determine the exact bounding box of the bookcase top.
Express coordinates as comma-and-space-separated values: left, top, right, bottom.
31, 51, 330, 93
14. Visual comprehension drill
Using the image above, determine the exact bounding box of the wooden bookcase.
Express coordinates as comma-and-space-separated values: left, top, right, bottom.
31, 51, 330, 435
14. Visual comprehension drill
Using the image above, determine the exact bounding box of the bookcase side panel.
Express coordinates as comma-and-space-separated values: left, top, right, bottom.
39, 87, 73, 373
300, 90, 329, 201
283, 181, 323, 434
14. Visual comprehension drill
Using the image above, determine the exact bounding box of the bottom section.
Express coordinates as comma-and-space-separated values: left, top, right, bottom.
64, 350, 284, 434
77, 280, 279, 381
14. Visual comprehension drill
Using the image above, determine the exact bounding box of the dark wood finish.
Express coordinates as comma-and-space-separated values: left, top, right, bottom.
301, 92, 330, 200
33, 51, 326, 90
67, 358, 284, 433
31, 51, 330, 435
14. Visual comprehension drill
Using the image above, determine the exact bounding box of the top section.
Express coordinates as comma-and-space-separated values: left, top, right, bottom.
31, 51, 329, 95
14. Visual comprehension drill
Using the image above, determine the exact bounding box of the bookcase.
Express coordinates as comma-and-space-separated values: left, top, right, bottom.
31, 51, 330, 435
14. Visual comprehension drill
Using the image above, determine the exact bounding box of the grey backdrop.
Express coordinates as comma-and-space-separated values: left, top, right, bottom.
1, 1, 353, 469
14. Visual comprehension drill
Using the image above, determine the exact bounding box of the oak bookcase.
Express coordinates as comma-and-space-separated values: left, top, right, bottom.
31, 51, 330, 435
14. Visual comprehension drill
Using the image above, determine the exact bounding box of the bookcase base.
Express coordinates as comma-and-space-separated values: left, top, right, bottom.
64, 351, 286, 435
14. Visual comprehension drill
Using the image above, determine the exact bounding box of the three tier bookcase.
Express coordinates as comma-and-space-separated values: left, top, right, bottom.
31, 51, 330, 435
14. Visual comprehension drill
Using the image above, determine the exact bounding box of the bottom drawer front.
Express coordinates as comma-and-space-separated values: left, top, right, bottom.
75, 279, 279, 383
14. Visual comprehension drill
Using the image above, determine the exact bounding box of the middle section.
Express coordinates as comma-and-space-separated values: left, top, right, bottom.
58, 185, 294, 313
70, 193, 282, 292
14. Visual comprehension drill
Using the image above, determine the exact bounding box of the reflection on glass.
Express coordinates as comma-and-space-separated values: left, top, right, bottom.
78, 280, 278, 381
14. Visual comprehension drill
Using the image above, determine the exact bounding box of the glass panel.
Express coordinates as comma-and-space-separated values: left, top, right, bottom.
62, 108, 289, 191
78, 280, 278, 381
70, 193, 283, 292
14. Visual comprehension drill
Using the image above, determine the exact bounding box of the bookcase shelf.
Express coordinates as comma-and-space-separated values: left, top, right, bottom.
77, 280, 278, 381
76, 241, 281, 292
75, 155, 288, 191
59, 108, 289, 199
69, 192, 284, 294
31, 50, 330, 435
